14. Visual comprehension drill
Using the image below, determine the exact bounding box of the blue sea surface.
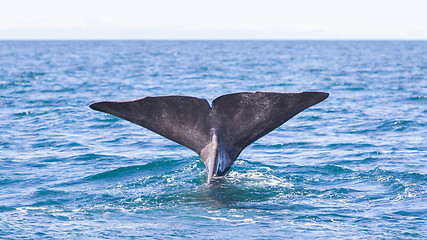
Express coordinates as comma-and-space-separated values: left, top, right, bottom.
0, 40, 426, 239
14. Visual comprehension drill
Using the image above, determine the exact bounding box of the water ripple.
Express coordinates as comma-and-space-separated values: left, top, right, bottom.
0, 40, 426, 239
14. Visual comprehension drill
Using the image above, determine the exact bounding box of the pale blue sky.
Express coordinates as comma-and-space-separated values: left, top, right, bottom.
1, 0, 426, 39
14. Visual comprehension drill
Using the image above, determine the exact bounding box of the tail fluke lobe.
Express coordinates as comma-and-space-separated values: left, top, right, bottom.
90, 96, 212, 154
211, 91, 329, 159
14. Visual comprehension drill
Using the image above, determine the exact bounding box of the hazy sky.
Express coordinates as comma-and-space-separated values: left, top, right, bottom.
1, 0, 426, 39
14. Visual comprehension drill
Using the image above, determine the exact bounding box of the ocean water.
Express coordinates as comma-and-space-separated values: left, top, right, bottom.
0, 40, 426, 239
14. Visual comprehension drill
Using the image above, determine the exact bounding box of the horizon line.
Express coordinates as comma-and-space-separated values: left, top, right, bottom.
1, 38, 426, 41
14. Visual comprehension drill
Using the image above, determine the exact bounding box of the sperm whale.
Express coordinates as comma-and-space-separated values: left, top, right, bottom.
90, 91, 328, 183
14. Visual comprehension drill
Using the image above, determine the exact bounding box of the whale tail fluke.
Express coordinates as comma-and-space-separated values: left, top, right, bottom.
90, 91, 328, 182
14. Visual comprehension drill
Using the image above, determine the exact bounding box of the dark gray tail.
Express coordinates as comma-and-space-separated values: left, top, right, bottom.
90, 91, 328, 177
